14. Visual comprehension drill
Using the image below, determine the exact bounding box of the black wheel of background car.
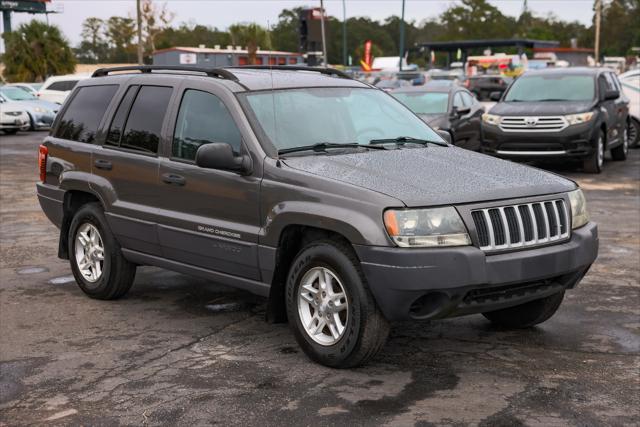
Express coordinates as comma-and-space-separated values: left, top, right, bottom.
611, 126, 628, 161
2, 129, 18, 135
285, 239, 390, 368
629, 119, 640, 148
68, 202, 136, 300
583, 130, 605, 174
483, 291, 565, 328
27, 113, 36, 131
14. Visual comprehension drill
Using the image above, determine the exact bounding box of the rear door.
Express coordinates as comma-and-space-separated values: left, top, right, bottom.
92, 84, 175, 256
155, 82, 261, 280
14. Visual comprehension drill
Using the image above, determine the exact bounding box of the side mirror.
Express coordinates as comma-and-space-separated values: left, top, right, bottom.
604, 89, 619, 100
453, 105, 471, 116
436, 129, 452, 144
195, 143, 251, 174
489, 91, 502, 101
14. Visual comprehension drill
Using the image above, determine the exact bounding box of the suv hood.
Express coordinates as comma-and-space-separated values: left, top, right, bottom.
283, 147, 575, 207
490, 100, 594, 116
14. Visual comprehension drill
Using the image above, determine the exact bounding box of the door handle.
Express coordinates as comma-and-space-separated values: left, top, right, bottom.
162, 173, 186, 186
94, 159, 112, 170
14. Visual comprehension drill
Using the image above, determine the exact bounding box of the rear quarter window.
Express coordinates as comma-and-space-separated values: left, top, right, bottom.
45, 80, 79, 92
54, 85, 118, 143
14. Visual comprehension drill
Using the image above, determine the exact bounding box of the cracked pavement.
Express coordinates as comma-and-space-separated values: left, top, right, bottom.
1, 132, 638, 426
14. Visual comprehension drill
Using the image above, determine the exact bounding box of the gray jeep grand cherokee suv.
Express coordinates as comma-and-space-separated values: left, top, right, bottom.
37, 65, 598, 368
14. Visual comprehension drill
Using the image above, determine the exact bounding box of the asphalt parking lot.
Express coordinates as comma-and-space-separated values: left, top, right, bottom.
1, 131, 638, 426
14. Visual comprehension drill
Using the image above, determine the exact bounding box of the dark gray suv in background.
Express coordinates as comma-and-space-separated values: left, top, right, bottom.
37, 66, 598, 368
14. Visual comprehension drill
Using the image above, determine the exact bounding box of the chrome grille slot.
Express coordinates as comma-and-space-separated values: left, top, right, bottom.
499, 116, 567, 132
471, 199, 570, 251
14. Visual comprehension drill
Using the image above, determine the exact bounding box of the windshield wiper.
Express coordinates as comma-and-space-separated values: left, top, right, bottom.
368, 136, 448, 147
277, 142, 387, 155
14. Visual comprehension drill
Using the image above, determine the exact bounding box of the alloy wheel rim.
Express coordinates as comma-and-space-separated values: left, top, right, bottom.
297, 266, 349, 346
597, 136, 604, 168
74, 223, 105, 283
623, 128, 628, 154
629, 123, 638, 146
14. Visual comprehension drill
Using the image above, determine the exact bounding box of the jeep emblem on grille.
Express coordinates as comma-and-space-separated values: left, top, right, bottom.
525, 117, 538, 127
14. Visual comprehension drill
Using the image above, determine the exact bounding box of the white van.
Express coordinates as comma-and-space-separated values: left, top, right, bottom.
37, 74, 90, 104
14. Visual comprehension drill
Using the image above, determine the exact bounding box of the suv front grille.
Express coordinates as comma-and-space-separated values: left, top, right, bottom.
499, 116, 568, 132
471, 199, 570, 251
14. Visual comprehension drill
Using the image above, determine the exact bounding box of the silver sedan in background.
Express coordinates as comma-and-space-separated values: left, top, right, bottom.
0, 86, 59, 130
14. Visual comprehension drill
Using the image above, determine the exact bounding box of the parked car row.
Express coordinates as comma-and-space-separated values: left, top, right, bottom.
388, 67, 634, 174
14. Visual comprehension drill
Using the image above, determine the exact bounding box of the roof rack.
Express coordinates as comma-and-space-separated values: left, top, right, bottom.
226, 65, 351, 79
91, 65, 239, 82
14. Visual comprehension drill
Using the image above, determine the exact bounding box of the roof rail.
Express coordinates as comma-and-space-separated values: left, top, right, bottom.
91, 65, 239, 81
226, 65, 351, 79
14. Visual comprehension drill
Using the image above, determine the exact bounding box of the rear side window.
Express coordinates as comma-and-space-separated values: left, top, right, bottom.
55, 85, 118, 143
116, 86, 172, 154
46, 80, 79, 92
172, 89, 242, 160
106, 85, 139, 146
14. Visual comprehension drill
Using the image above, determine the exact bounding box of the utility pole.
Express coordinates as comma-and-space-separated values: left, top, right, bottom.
594, 0, 602, 65
320, 0, 327, 67
342, 0, 347, 66
136, 0, 143, 65
399, 0, 406, 71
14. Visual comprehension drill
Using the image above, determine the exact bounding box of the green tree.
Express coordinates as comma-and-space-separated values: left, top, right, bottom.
106, 16, 136, 62
78, 17, 108, 63
229, 23, 271, 64
2, 21, 76, 82
155, 23, 231, 50
140, 0, 174, 60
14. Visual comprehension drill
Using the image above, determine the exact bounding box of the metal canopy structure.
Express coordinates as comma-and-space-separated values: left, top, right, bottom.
416, 38, 561, 67
1, 0, 56, 33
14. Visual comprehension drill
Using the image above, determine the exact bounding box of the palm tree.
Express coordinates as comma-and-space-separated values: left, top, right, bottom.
2, 21, 76, 82
229, 23, 271, 65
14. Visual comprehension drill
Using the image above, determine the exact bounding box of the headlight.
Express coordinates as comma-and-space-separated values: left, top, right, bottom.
482, 113, 501, 125
568, 189, 589, 229
383, 207, 471, 247
565, 112, 594, 125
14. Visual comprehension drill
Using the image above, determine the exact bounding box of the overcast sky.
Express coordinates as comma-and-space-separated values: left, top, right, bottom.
6, 0, 596, 47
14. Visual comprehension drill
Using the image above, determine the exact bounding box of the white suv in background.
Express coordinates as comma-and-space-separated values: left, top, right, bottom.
37, 74, 90, 105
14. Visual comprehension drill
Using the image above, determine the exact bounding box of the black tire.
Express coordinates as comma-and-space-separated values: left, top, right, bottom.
27, 113, 36, 131
68, 202, 136, 300
583, 130, 604, 173
611, 125, 629, 161
2, 129, 18, 135
482, 291, 565, 329
285, 239, 390, 368
629, 119, 640, 149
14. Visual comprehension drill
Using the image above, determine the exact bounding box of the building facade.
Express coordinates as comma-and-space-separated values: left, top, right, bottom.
153, 46, 304, 67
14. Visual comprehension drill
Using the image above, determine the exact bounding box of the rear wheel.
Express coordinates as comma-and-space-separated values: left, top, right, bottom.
68, 203, 136, 299
611, 126, 629, 161
286, 239, 389, 368
583, 130, 604, 173
482, 291, 565, 328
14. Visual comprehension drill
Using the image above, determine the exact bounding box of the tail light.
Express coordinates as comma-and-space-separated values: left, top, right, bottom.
38, 145, 48, 182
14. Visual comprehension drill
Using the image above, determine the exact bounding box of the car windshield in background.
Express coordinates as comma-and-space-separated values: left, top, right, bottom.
392, 92, 449, 114
243, 87, 441, 151
1, 87, 37, 101
504, 75, 595, 102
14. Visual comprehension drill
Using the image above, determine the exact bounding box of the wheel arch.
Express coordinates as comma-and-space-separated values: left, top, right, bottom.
57, 189, 104, 259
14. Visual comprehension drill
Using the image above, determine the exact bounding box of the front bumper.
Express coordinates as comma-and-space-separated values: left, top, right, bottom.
354, 222, 598, 321
0, 116, 30, 130
481, 121, 598, 160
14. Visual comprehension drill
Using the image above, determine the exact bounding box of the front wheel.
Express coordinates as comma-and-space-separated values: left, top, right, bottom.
611, 126, 629, 161
482, 291, 565, 329
286, 239, 389, 368
68, 203, 136, 300
583, 130, 604, 173
629, 119, 640, 148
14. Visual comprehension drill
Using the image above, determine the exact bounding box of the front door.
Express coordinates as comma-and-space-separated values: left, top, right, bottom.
155, 87, 261, 280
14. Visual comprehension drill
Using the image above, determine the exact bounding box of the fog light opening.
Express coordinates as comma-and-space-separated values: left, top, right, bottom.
409, 292, 451, 319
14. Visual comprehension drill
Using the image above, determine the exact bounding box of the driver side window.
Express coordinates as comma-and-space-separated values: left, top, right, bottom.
173, 89, 242, 161
453, 92, 465, 109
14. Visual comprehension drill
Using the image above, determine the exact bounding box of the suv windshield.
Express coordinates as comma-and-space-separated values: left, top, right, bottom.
242, 87, 441, 152
391, 92, 449, 114
1, 87, 37, 101
504, 74, 595, 102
